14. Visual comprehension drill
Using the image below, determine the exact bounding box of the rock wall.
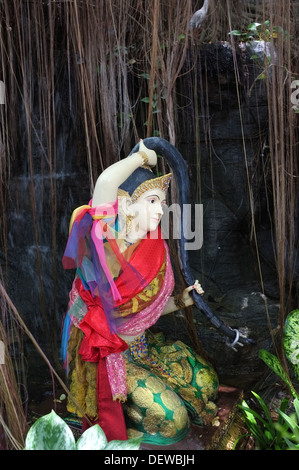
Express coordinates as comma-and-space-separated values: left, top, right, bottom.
157, 42, 285, 389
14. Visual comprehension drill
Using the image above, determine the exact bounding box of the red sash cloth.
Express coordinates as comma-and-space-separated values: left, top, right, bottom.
81, 356, 128, 441
81, 363, 128, 441
77, 230, 165, 441
77, 279, 128, 440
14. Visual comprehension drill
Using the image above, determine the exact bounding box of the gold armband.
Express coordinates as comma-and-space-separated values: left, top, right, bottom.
138, 151, 149, 167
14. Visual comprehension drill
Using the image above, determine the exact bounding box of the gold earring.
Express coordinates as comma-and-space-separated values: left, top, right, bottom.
126, 213, 134, 233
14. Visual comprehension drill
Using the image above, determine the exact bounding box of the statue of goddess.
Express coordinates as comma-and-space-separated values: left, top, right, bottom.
61, 138, 219, 445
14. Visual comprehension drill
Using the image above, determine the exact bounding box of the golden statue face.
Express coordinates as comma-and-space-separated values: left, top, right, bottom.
127, 188, 166, 240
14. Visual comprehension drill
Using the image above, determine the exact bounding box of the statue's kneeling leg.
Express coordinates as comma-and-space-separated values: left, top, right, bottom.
124, 359, 190, 445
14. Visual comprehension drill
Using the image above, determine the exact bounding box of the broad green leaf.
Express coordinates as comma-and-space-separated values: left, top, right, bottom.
105, 437, 142, 450
247, 22, 261, 31
259, 349, 296, 392
76, 424, 108, 450
283, 310, 299, 379
229, 30, 241, 36
25, 410, 76, 450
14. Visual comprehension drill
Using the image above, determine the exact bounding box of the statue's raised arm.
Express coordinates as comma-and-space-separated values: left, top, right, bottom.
92, 140, 157, 206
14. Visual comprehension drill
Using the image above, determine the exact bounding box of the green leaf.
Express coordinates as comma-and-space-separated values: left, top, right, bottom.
284, 438, 299, 449
140, 73, 150, 80
277, 398, 291, 427
229, 30, 241, 36
239, 401, 257, 425
294, 398, 299, 418
283, 310, 299, 379
105, 437, 142, 450
141, 97, 150, 103
277, 410, 297, 432
247, 22, 261, 32
251, 391, 275, 434
238, 400, 270, 445
276, 408, 299, 444
25, 410, 76, 450
239, 404, 267, 429
259, 350, 292, 388
76, 424, 108, 450
259, 349, 299, 399
232, 432, 251, 449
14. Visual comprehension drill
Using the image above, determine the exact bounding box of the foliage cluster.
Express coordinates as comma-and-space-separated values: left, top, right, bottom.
24, 410, 141, 451
237, 392, 299, 450
229, 20, 288, 42
237, 310, 299, 450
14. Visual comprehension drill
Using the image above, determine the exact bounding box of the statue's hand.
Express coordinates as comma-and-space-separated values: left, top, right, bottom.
138, 139, 157, 167
182, 280, 204, 306
185, 280, 204, 295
